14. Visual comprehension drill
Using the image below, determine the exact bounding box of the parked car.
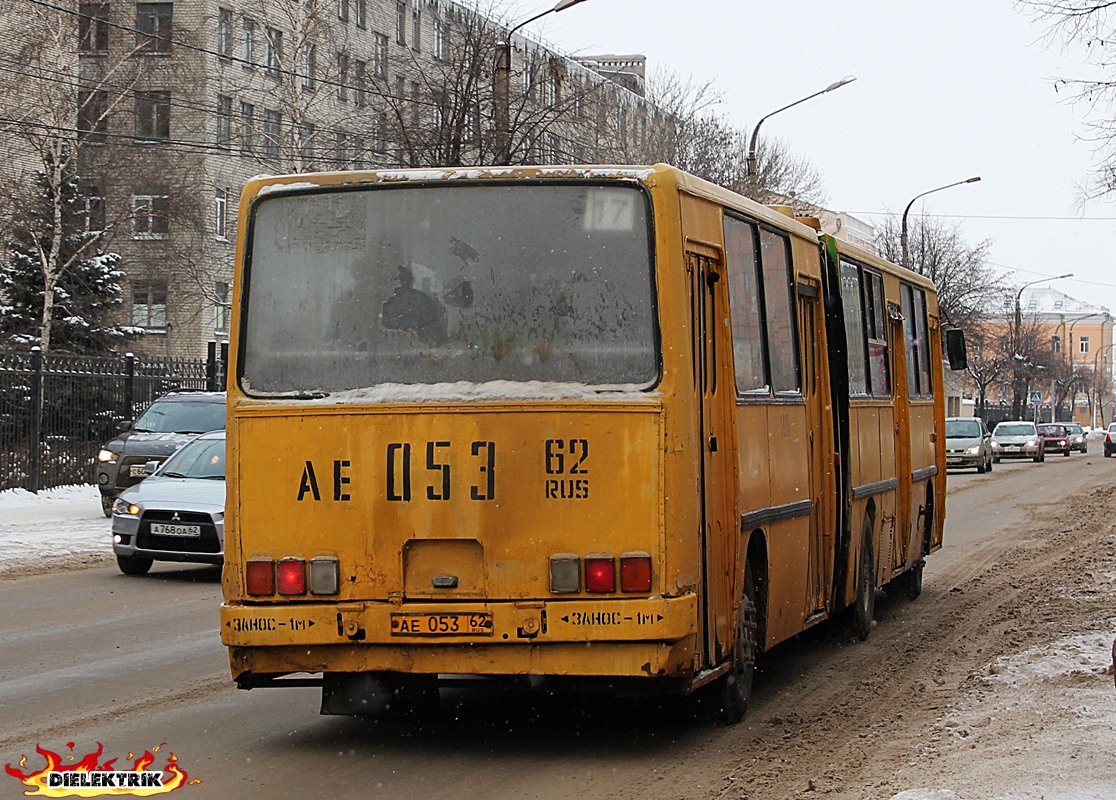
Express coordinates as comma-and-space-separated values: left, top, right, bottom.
111, 430, 226, 575
945, 417, 993, 473
991, 420, 1045, 463
1036, 423, 1072, 457
1064, 422, 1088, 453
1105, 422, 1116, 457
95, 391, 226, 516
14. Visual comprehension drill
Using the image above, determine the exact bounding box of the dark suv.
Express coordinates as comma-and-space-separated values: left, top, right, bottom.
95, 391, 226, 516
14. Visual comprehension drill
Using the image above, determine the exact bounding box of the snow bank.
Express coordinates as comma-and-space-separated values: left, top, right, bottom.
0, 485, 112, 576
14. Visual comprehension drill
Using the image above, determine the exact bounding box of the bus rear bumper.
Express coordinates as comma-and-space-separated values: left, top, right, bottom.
222, 595, 698, 681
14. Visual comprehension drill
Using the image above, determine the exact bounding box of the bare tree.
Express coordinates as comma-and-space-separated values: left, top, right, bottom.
634, 68, 826, 204
965, 321, 1011, 419
1019, 0, 1116, 196
0, 0, 159, 351
875, 212, 1004, 332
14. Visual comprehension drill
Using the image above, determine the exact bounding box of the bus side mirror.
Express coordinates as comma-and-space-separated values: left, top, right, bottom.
945, 329, 968, 371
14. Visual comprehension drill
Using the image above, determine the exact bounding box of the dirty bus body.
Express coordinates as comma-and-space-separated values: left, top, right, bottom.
220, 164, 948, 721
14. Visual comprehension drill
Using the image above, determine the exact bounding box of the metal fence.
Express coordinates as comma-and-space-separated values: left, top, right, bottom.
0, 343, 228, 493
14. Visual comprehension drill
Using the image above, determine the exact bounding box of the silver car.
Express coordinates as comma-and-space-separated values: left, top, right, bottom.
945, 417, 993, 472
111, 430, 226, 575
990, 420, 1045, 463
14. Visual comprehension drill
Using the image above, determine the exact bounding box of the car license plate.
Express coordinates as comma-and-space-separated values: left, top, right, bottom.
1006, 445, 1020, 452
129, 465, 148, 477
947, 458, 962, 465
150, 522, 201, 537
390, 612, 493, 636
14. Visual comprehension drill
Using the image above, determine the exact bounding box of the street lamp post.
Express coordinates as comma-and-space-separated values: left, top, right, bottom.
494, 0, 589, 166
900, 176, 981, 270
1010, 274, 1073, 418
745, 76, 856, 188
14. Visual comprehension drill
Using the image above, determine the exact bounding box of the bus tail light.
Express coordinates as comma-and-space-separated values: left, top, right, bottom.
246, 559, 274, 596
584, 554, 615, 593
309, 557, 340, 595
549, 553, 580, 593
277, 558, 306, 595
620, 552, 652, 593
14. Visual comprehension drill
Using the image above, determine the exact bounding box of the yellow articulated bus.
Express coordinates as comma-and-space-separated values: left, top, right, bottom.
220, 164, 965, 721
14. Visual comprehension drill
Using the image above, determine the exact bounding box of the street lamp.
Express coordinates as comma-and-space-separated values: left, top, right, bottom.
494, 0, 589, 166
900, 176, 981, 270
1010, 273, 1073, 418
745, 76, 856, 186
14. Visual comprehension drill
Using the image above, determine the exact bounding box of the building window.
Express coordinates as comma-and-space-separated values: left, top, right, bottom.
265, 27, 282, 77
239, 101, 254, 153
433, 18, 447, 60
1081, 336, 1090, 354
1053, 336, 1062, 354
395, 1, 406, 44
214, 281, 230, 333
337, 0, 348, 21
354, 60, 366, 106
217, 7, 232, 57
373, 32, 387, 78
334, 130, 349, 168
132, 192, 169, 239
298, 121, 315, 169
410, 80, 419, 127
78, 186, 106, 232
135, 3, 173, 53
134, 90, 171, 141
355, 0, 366, 29
131, 282, 168, 329
411, 7, 420, 51
336, 52, 349, 100
242, 17, 255, 67
464, 100, 479, 143
263, 109, 282, 160
300, 44, 316, 90
216, 94, 232, 146
79, 3, 109, 53
78, 90, 108, 144
214, 188, 228, 239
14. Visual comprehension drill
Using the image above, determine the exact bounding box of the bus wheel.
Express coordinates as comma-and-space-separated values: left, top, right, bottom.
853, 520, 875, 641
719, 563, 758, 724
116, 554, 153, 576
900, 559, 924, 601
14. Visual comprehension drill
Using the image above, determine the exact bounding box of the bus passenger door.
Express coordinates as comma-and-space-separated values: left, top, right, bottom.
798, 279, 831, 617
888, 302, 912, 574
688, 249, 736, 668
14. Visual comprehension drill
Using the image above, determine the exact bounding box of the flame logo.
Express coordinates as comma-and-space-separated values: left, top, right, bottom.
4, 743, 199, 797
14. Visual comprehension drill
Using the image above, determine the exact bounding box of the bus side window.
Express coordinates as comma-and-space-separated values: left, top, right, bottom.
863, 271, 890, 397
759, 229, 800, 394
839, 259, 868, 396
724, 215, 767, 394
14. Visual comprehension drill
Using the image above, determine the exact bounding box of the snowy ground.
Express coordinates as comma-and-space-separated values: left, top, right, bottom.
0, 485, 114, 577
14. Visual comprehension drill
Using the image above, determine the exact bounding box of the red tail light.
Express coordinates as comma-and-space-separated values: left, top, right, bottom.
276, 558, 306, 595
246, 559, 274, 596
584, 555, 615, 593
620, 552, 652, 593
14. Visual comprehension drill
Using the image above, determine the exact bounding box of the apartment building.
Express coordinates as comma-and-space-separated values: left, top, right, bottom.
980, 286, 1114, 426
2, 0, 654, 358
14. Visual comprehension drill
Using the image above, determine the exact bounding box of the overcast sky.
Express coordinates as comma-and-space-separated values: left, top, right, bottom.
533, 0, 1116, 314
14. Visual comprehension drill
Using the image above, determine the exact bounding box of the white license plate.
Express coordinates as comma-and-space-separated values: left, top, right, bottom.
129, 465, 148, 477
1005, 445, 1020, 452
150, 522, 201, 537
947, 458, 962, 465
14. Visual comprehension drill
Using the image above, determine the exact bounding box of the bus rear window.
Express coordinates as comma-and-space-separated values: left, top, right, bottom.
242, 183, 657, 394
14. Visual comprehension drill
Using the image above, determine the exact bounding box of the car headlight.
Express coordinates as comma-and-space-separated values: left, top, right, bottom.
966, 445, 981, 455
991, 441, 1001, 449
112, 498, 141, 516
1027, 438, 1038, 447
97, 449, 118, 463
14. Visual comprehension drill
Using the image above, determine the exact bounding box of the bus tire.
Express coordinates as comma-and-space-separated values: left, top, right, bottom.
116, 554, 153, 576
719, 562, 758, 724
901, 560, 924, 601
853, 520, 875, 641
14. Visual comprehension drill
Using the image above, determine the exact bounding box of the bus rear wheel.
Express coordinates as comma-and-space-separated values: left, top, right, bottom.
719, 562, 758, 724
853, 520, 875, 641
